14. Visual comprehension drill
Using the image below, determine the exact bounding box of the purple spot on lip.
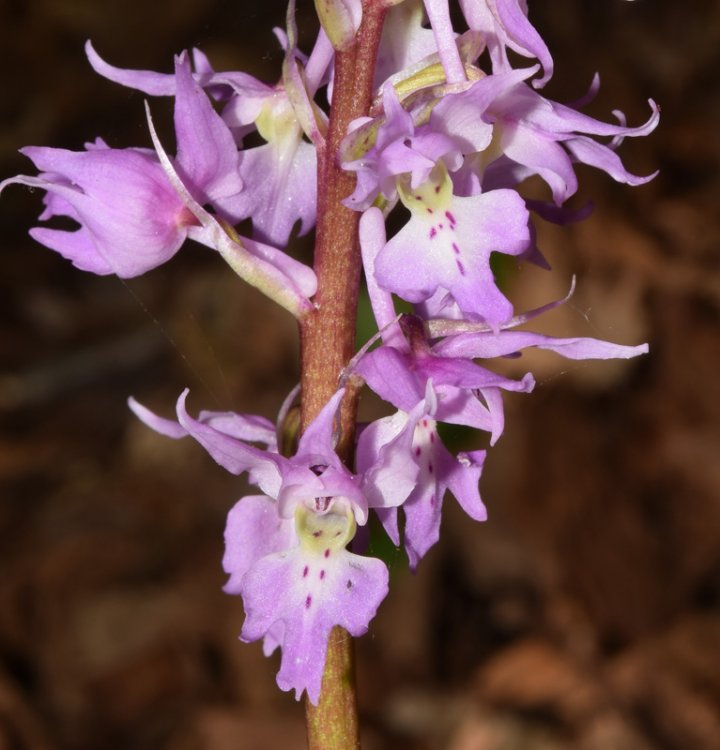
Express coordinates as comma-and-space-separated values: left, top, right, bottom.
320, 570, 326, 580
430, 432, 436, 443
414, 195, 423, 201
426, 208, 433, 214
452, 242, 460, 255
346, 580, 353, 590
434, 185, 441, 193
324, 549, 330, 558
430, 494, 436, 506
429, 227, 437, 239
445, 210, 456, 224
302, 565, 309, 578
456, 259, 466, 275
305, 595, 312, 609
438, 223, 444, 230
428, 462, 434, 474
415, 446, 421, 457
312, 530, 323, 537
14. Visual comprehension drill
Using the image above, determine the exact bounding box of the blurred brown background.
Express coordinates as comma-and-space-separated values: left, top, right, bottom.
1, 1, 719, 748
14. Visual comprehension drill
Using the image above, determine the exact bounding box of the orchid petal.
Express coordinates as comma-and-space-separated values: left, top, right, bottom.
85, 40, 180, 95
173, 53, 244, 212
359, 208, 403, 346
145, 103, 316, 317
295, 389, 346, 469
423, 0, 466, 84
314, 0, 362, 51
240, 505, 388, 704
3, 147, 186, 277
223, 495, 295, 594
175, 389, 283, 497
376, 184, 530, 323
434, 330, 649, 360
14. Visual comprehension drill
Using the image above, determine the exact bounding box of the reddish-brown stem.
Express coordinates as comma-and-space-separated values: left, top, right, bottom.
300, 3, 386, 435
300, 2, 387, 749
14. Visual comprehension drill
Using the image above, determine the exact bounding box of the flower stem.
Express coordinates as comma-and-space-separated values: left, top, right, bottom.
299, 2, 387, 748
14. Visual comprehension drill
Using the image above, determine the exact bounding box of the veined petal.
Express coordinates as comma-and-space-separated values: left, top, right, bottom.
173, 53, 244, 212
507, 86, 660, 139
484, 83, 659, 201
430, 67, 537, 154
564, 135, 659, 187
146, 103, 316, 316
85, 40, 182, 95
402, 470, 442, 569
360, 400, 424, 510
197, 411, 277, 447
29, 224, 114, 276
376, 171, 530, 322
478, 387, 505, 446
128, 396, 277, 448
401, 417, 486, 568
500, 121, 578, 204
128, 396, 189, 439
304, 27, 335, 95
283, 55, 327, 147
314, 0, 362, 50
294, 389, 346, 469
415, 353, 524, 390
233, 137, 318, 246
491, 0, 553, 87
189, 228, 317, 300
176, 389, 284, 497
458, 0, 552, 88
4, 145, 187, 278
223, 495, 295, 594
374, 0, 438, 87
240, 505, 388, 704
434, 329, 650, 360
432, 385, 495, 434
355, 346, 424, 412
86, 40, 269, 102
359, 208, 404, 346
446, 449, 487, 521
423, 0, 466, 84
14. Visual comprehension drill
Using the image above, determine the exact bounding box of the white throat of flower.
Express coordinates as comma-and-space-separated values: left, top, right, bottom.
296, 502, 357, 555
397, 161, 453, 215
